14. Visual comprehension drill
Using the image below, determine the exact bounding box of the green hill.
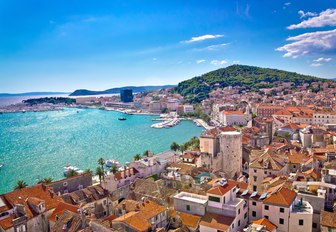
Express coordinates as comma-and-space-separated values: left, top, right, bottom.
174, 65, 332, 103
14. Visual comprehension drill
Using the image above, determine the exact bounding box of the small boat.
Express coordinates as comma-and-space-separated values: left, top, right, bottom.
118, 117, 126, 121
0, 163, 4, 169
105, 159, 121, 168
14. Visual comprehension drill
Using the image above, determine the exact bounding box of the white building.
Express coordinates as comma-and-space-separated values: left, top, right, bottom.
183, 104, 194, 113
200, 178, 248, 232
219, 110, 251, 126
173, 192, 208, 216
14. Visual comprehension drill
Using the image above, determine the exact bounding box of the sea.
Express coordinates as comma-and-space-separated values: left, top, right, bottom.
0, 106, 204, 194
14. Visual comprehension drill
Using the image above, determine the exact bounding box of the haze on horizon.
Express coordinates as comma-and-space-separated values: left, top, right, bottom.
0, 0, 335, 93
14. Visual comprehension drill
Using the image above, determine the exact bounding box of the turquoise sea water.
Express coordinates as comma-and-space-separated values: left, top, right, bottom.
0, 108, 203, 194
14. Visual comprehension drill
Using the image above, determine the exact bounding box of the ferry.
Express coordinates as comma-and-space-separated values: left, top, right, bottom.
118, 117, 126, 121
105, 159, 121, 168
63, 165, 83, 176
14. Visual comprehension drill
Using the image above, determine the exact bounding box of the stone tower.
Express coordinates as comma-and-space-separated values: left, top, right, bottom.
219, 131, 242, 179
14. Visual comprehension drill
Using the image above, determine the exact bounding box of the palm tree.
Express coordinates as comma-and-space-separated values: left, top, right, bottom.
14, 180, 28, 190
42, 177, 53, 184
143, 150, 150, 157
66, 169, 78, 178
98, 157, 105, 172
170, 142, 180, 154
84, 169, 93, 175
96, 166, 104, 184
180, 144, 187, 154
110, 165, 118, 174
134, 153, 142, 161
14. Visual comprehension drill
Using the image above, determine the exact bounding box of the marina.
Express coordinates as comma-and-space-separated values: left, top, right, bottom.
0, 107, 203, 194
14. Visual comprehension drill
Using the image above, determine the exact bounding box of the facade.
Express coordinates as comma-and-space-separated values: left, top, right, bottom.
257, 105, 284, 118
248, 148, 287, 192
120, 89, 133, 102
149, 101, 162, 113
218, 131, 242, 179
173, 192, 208, 216
219, 110, 252, 126
183, 105, 194, 113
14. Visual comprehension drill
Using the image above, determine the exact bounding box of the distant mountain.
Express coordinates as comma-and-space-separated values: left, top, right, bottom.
69, 85, 176, 96
0, 92, 70, 97
174, 64, 333, 103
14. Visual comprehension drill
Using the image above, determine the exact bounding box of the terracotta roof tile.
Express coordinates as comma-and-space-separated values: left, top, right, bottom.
49, 202, 79, 222
263, 187, 296, 207
200, 213, 234, 231
320, 210, 336, 228
253, 218, 277, 231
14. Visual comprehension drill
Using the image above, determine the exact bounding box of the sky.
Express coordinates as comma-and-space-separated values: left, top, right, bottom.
0, 0, 335, 93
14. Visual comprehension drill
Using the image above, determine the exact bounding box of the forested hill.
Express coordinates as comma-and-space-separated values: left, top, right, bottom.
174, 65, 332, 103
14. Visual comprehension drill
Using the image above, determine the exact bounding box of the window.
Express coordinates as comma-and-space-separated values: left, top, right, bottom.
280, 208, 284, 213
299, 219, 304, 226
208, 196, 220, 202
232, 223, 234, 229
244, 212, 247, 219
253, 185, 257, 191
254, 169, 257, 173
186, 205, 190, 211
279, 218, 284, 224
264, 205, 269, 210
252, 201, 256, 206
238, 220, 240, 227
265, 215, 269, 219
253, 176, 257, 181
238, 209, 240, 215
252, 211, 256, 217
312, 223, 317, 228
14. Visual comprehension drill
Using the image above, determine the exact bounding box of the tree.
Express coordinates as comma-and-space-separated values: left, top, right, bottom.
143, 150, 150, 157
41, 177, 53, 184
110, 166, 118, 174
98, 157, 105, 172
14, 180, 28, 190
180, 144, 187, 154
134, 154, 142, 161
66, 169, 78, 178
170, 142, 180, 153
96, 166, 105, 184
84, 169, 93, 175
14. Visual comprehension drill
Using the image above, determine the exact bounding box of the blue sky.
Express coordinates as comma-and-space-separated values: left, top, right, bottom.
0, 0, 335, 93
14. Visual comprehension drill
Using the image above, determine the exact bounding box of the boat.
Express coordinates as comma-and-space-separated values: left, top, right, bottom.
118, 117, 126, 121
0, 163, 4, 169
63, 165, 83, 176
105, 159, 121, 168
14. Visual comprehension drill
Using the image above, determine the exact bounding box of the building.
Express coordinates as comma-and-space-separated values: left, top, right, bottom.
217, 131, 242, 179
0, 184, 61, 232
204, 178, 249, 232
120, 89, 133, 102
257, 105, 284, 118
112, 199, 169, 231
249, 148, 287, 192
149, 101, 162, 113
173, 192, 208, 216
183, 105, 194, 113
219, 110, 251, 126
46, 172, 92, 195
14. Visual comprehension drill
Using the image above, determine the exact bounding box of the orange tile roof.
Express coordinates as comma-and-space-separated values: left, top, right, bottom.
171, 210, 201, 229
200, 213, 234, 231
263, 187, 296, 207
3, 184, 61, 219
320, 210, 336, 228
49, 202, 79, 222
207, 179, 238, 196
253, 218, 277, 231
0, 215, 14, 230
221, 110, 244, 115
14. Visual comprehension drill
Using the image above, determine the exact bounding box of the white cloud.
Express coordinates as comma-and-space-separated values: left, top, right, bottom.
196, 59, 206, 64
288, 8, 336, 29
276, 29, 336, 58
298, 10, 317, 19
232, 60, 241, 64
206, 43, 229, 50
314, 57, 332, 62
283, 2, 291, 9
311, 63, 322, 67
183, 34, 223, 43
210, 60, 227, 65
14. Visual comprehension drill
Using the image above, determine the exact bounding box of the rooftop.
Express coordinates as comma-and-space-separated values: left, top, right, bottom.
174, 192, 208, 205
